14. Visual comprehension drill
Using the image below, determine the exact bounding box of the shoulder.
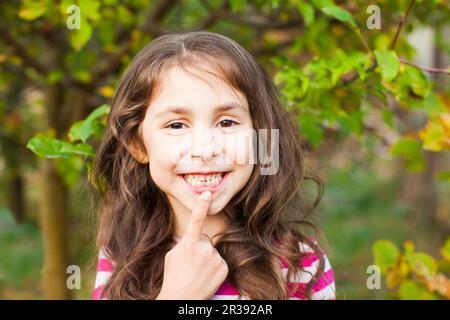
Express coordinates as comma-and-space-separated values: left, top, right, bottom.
281, 241, 336, 300
92, 247, 115, 300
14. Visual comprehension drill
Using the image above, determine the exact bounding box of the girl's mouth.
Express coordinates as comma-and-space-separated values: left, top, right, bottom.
179, 171, 231, 195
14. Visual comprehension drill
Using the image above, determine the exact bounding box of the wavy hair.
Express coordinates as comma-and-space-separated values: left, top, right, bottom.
93, 31, 326, 299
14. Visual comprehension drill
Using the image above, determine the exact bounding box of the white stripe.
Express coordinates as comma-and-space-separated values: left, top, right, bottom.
95, 271, 112, 288
298, 242, 314, 253
98, 248, 116, 268
99, 248, 109, 259
310, 281, 336, 300
281, 255, 332, 283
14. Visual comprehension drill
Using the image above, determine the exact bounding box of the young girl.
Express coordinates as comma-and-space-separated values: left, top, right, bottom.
92, 31, 336, 300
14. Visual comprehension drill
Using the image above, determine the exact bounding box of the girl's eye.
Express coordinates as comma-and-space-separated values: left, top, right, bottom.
219, 119, 238, 128
167, 122, 186, 129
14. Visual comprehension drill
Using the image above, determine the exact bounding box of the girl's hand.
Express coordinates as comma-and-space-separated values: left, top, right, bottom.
156, 191, 229, 300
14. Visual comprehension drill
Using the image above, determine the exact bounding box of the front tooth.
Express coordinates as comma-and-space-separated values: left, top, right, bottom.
185, 173, 223, 186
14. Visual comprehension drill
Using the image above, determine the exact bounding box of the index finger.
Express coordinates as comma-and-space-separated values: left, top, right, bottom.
183, 191, 212, 242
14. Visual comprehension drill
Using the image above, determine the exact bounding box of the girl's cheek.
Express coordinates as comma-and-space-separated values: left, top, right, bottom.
150, 130, 185, 166
223, 130, 256, 165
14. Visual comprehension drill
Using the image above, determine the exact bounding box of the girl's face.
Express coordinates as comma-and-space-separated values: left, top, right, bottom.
138, 62, 255, 217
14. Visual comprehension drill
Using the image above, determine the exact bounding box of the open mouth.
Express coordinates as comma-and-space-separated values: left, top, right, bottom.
179, 171, 231, 195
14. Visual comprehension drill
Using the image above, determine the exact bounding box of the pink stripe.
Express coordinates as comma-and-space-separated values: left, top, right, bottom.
300, 254, 319, 267
288, 269, 334, 299
287, 282, 307, 299
92, 285, 105, 300
280, 257, 289, 268
312, 268, 334, 292
215, 282, 240, 296
97, 258, 114, 272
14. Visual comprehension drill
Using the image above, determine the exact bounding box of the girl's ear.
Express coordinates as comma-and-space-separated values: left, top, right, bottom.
128, 138, 149, 164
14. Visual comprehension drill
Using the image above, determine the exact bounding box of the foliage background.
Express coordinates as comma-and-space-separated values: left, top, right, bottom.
0, 0, 449, 299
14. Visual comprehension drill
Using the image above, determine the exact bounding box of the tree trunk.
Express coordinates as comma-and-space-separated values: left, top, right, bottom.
8, 170, 25, 224
39, 159, 71, 299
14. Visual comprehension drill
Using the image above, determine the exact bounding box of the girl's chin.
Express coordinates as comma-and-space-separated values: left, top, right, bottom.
185, 198, 224, 215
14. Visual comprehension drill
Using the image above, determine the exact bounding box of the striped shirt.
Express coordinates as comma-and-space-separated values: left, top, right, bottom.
93, 243, 336, 300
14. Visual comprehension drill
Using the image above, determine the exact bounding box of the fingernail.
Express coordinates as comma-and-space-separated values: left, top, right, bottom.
201, 191, 212, 200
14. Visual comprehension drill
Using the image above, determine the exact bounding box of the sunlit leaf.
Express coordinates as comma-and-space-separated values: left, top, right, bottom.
69, 15, 93, 51
18, 2, 46, 21
321, 5, 357, 28
441, 238, 450, 262
405, 252, 437, 278
372, 240, 400, 274
399, 280, 440, 300
68, 104, 110, 143
374, 50, 400, 82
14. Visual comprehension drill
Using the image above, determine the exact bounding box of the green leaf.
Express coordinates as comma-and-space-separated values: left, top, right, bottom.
55, 157, 85, 187
405, 252, 437, 278
399, 280, 440, 300
372, 240, 400, 274
298, 3, 315, 26
60, 143, 95, 157
410, 93, 446, 115
321, 5, 357, 28
26, 136, 72, 158
419, 116, 446, 152
374, 50, 400, 82
26, 136, 94, 158
436, 171, 450, 183
440, 237, 450, 262
59, 0, 73, 15
18, 2, 47, 21
47, 69, 64, 84
98, 20, 116, 45
230, 0, 246, 12
390, 138, 425, 172
68, 104, 110, 143
79, 0, 101, 21
403, 65, 430, 98
336, 109, 363, 137
69, 16, 93, 51
117, 5, 133, 27
298, 113, 324, 147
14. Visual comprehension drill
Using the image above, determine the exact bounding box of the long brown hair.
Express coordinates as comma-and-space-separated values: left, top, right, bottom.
93, 31, 326, 299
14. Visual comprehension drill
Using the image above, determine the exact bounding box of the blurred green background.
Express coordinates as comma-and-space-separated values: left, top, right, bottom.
0, 0, 449, 299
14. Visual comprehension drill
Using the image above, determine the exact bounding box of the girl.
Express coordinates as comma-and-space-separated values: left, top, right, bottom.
92, 31, 336, 300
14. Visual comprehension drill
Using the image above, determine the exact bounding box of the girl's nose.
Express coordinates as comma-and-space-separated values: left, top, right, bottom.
190, 126, 219, 162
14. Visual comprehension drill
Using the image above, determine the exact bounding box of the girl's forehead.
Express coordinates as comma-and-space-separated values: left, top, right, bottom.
149, 64, 248, 113
160, 63, 231, 93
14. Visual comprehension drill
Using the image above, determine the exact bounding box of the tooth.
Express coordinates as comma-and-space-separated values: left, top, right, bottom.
184, 173, 225, 187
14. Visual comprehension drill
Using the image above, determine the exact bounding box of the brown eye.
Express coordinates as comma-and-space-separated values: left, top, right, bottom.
168, 122, 185, 129
219, 119, 237, 128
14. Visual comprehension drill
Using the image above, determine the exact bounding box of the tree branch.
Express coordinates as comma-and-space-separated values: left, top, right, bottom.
87, 0, 179, 88
0, 29, 49, 75
198, 0, 230, 30
340, 0, 417, 86
390, 0, 416, 50
399, 58, 450, 75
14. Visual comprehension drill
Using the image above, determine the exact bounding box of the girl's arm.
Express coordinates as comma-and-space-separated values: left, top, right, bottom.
92, 248, 114, 300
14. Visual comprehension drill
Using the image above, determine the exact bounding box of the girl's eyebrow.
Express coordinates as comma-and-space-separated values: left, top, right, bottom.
155, 102, 247, 118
